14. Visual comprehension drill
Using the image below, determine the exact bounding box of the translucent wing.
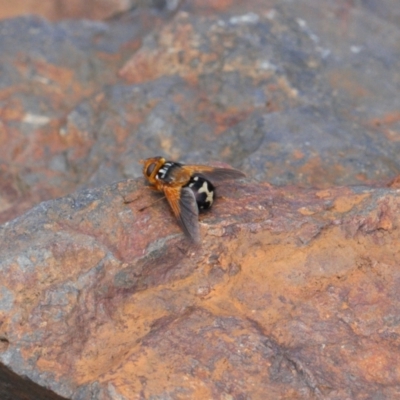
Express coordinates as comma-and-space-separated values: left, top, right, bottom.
164, 186, 200, 243
184, 165, 246, 182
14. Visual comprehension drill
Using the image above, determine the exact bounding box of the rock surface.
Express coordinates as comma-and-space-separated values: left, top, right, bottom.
1, 0, 400, 399
2, 180, 400, 399
0, 0, 136, 21
1, 0, 400, 225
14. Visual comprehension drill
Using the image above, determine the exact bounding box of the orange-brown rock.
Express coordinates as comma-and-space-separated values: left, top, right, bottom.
0, 9, 166, 225
0, 0, 134, 21
1, 0, 400, 398
1, 0, 400, 227
1, 179, 400, 399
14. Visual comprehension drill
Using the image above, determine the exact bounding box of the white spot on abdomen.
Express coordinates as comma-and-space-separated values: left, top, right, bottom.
198, 182, 214, 204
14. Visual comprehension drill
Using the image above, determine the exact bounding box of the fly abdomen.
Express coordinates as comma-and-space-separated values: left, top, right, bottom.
186, 175, 215, 211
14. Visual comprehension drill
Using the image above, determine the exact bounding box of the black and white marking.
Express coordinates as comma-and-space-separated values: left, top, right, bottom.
156, 162, 182, 182
186, 175, 215, 211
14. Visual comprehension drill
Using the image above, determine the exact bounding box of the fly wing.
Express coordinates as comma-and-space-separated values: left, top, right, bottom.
164, 186, 200, 243
184, 165, 246, 182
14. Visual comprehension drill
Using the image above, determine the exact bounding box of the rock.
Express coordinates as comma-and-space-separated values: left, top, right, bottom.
1, 179, 400, 399
0, 10, 164, 224
1, 0, 400, 398
0, 0, 137, 21
2, 1, 400, 225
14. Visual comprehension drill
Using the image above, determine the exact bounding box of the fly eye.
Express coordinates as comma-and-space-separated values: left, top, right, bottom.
146, 163, 156, 176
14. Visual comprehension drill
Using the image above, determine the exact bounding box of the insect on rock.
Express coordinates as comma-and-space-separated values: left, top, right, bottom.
139, 156, 245, 243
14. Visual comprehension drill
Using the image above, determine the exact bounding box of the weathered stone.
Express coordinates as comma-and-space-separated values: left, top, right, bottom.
1, 1, 400, 225
1, 179, 400, 399
0, 10, 164, 224
1, 0, 400, 398
0, 0, 136, 21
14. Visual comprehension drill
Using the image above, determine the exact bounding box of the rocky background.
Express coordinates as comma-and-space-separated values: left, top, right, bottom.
1, 0, 400, 399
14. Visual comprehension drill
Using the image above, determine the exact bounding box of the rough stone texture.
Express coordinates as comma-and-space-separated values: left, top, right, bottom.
0, 0, 135, 21
2, 180, 400, 399
1, 0, 400, 399
0, 7, 170, 223
1, 0, 400, 226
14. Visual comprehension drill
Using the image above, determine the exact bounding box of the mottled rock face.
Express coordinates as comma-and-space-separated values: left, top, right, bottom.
0, 0, 137, 21
1, 180, 400, 399
1, 0, 400, 399
1, 0, 400, 226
